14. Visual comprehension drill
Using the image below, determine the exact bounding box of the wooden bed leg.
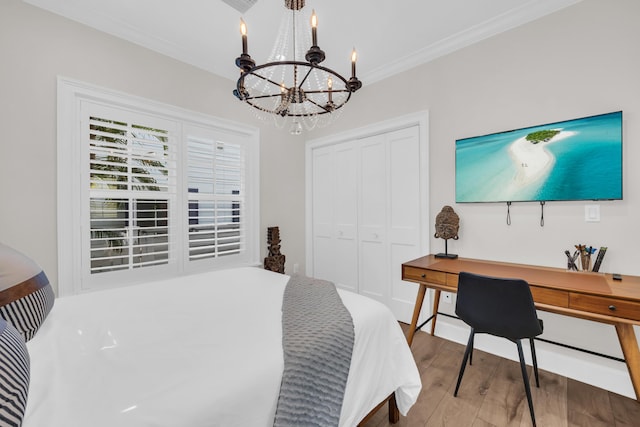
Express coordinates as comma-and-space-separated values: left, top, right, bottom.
357, 393, 399, 426
388, 393, 399, 424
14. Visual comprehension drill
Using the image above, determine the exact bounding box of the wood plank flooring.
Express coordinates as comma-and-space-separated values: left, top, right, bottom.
362, 324, 640, 427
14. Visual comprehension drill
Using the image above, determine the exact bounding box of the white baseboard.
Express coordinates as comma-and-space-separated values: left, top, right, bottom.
432, 318, 635, 399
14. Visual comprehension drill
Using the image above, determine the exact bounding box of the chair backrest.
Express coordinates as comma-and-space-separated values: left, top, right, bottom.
455, 271, 543, 340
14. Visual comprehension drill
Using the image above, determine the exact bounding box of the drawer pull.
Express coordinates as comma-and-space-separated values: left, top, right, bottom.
609, 305, 617, 311
421, 274, 426, 278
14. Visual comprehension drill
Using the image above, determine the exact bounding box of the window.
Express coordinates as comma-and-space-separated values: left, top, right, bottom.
58, 78, 259, 295
186, 135, 245, 261
88, 114, 175, 275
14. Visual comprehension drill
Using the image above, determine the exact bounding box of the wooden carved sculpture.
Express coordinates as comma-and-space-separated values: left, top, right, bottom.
264, 226, 286, 273
434, 205, 459, 259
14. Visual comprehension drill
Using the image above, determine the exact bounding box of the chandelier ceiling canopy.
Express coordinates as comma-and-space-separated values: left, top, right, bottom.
233, 0, 362, 134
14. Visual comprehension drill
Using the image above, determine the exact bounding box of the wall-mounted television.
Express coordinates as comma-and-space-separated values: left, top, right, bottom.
455, 111, 623, 203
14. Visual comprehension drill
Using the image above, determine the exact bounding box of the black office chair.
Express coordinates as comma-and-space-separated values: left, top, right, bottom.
453, 271, 544, 427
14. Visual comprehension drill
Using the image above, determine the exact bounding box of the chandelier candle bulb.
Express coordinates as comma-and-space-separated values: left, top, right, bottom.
311, 10, 318, 46
351, 49, 357, 77
234, 17, 254, 72
240, 18, 248, 54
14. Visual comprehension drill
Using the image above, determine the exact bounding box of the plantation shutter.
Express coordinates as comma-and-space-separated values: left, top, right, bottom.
59, 79, 259, 295
87, 113, 177, 274
187, 136, 245, 261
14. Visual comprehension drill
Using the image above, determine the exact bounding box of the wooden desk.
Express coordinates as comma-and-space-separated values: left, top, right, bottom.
401, 254, 640, 401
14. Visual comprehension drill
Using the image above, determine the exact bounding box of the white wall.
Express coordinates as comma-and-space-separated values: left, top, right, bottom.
310, 0, 640, 397
0, 0, 307, 286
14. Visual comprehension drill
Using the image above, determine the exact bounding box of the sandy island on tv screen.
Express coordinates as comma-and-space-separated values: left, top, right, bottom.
508, 130, 577, 189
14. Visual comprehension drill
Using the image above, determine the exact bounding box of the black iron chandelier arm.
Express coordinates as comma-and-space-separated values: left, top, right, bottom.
297, 66, 313, 88
239, 60, 351, 88
242, 92, 286, 101
306, 96, 350, 114
305, 97, 332, 113
239, 71, 282, 91
304, 89, 351, 95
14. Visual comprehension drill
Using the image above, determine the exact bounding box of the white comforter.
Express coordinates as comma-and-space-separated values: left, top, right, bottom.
24, 267, 421, 426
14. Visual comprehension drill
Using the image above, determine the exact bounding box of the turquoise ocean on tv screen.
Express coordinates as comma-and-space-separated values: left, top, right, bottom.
455, 112, 622, 202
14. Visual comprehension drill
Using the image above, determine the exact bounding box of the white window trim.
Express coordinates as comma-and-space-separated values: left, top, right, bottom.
57, 76, 260, 296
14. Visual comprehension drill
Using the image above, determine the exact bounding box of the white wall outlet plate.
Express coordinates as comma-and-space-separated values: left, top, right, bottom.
585, 204, 600, 222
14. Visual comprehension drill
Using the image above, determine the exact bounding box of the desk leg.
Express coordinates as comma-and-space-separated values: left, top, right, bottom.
431, 289, 441, 336
407, 283, 427, 347
615, 323, 640, 401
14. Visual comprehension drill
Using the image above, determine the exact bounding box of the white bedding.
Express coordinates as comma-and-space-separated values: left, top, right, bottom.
23, 267, 421, 426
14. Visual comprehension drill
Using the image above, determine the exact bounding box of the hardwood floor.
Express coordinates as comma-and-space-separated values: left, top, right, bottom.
362, 324, 640, 427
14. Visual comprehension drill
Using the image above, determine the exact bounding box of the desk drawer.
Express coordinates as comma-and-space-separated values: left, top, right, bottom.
570, 293, 640, 321
403, 266, 447, 285
530, 286, 568, 307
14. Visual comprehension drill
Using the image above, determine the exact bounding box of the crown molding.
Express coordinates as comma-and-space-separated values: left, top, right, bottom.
362, 0, 582, 85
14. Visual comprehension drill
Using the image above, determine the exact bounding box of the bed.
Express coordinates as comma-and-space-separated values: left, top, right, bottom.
21, 267, 421, 426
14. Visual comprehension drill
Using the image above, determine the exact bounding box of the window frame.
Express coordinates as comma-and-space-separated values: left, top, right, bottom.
58, 77, 260, 296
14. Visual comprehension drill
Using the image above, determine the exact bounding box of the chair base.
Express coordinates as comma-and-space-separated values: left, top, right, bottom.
454, 330, 539, 427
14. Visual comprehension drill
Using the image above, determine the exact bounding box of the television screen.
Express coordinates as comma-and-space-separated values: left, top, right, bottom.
455, 111, 623, 203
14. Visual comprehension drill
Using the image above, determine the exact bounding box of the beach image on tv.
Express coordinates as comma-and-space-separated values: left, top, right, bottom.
455, 111, 622, 203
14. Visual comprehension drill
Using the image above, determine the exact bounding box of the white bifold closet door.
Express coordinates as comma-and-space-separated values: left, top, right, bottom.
310, 124, 426, 322
311, 141, 359, 293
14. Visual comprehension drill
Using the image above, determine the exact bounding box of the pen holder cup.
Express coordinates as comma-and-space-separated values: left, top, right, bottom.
581, 254, 591, 271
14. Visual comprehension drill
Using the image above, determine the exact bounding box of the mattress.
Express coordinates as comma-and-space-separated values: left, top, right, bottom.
23, 267, 421, 426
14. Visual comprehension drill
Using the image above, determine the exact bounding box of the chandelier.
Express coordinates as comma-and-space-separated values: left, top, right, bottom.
233, 0, 362, 134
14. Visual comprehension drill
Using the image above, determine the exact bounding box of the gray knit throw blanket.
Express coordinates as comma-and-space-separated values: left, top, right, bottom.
273, 275, 355, 427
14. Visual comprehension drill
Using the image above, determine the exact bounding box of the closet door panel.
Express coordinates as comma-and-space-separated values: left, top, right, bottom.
359, 136, 387, 301
388, 126, 423, 322
332, 143, 359, 291
390, 244, 422, 323
388, 127, 421, 236
311, 146, 336, 282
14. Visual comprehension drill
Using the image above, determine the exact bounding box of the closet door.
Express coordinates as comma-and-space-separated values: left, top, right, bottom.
387, 126, 423, 323
311, 142, 358, 292
358, 134, 387, 304
311, 146, 334, 283
358, 127, 423, 322
308, 117, 428, 323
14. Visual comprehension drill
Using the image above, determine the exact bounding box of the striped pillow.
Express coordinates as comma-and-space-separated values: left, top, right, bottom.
0, 243, 55, 342
0, 318, 29, 426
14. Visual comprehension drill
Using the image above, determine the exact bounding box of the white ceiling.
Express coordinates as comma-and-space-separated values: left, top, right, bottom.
24, 0, 581, 85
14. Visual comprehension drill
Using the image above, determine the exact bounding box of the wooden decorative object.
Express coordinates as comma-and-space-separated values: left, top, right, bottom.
434, 205, 459, 259
264, 226, 286, 273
